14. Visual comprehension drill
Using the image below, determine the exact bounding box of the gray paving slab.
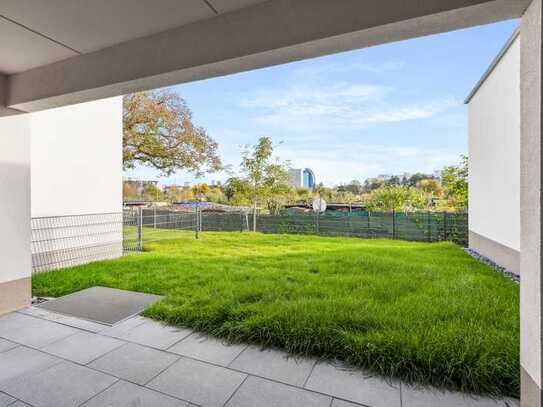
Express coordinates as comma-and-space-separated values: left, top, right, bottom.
0, 312, 79, 348
148, 356, 247, 407
81, 380, 189, 407
0, 339, 18, 354
332, 399, 365, 407
0, 346, 60, 384
99, 315, 148, 337
88, 342, 179, 385
0, 361, 117, 407
37, 286, 162, 325
41, 331, 125, 364
401, 386, 510, 407
168, 333, 247, 366
18, 307, 108, 333
229, 346, 316, 386
8, 402, 31, 407
0, 392, 15, 407
304, 362, 401, 407
225, 375, 331, 407
102, 318, 192, 349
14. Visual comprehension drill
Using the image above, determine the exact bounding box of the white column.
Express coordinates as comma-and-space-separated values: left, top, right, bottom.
0, 114, 31, 314
521, 0, 543, 405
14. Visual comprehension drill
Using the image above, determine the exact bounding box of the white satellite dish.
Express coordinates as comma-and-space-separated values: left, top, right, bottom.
312, 198, 327, 213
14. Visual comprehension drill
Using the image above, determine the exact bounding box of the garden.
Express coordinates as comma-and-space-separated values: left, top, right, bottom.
32, 231, 520, 398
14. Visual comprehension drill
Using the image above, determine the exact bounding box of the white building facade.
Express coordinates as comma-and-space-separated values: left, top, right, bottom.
466, 30, 520, 275
0, 96, 123, 309
30, 97, 123, 273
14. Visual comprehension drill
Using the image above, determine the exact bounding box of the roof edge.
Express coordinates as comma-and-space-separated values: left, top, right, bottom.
464, 27, 520, 104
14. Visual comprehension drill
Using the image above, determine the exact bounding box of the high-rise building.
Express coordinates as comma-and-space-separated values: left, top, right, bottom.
288, 168, 316, 190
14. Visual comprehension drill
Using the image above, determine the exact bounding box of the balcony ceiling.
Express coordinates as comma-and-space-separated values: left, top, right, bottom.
0, 0, 530, 115
0, 0, 268, 74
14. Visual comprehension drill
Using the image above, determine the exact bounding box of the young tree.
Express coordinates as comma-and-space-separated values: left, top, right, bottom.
143, 183, 162, 202
406, 173, 434, 187
385, 175, 401, 187
335, 191, 357, 211
338, 180, 362, 194
224, 177, 252, 206
205, 186, 227, 204
123, 90, 222, 176
240, 137, 290, 230
364, 186, 425, 211
440, 155, 468, 211
417, 178, 443, 209
296, 187, 312, 205
123, 182, 139, 201
192, 183, 210, 201
264, 163, 293, 214
165, 185, 179, 202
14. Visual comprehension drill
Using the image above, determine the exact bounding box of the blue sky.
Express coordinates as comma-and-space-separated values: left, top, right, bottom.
126, 19, 519, 187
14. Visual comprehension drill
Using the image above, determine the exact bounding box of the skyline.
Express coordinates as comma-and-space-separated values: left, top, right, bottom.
125, 19, 519, 187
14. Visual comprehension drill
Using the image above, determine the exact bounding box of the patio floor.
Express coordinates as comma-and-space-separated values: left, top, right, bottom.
0, 306, 519, 407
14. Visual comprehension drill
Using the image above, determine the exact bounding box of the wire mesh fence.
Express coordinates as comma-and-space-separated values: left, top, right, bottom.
30, 209, 468, 273
31, 213, 123, 273
123, 207, 197, 250
124, 208, 468, 249
248, 211, 467, 245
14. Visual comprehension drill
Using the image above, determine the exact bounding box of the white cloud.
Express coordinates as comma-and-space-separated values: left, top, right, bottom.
294, 59, 406, 78
241, 82, 457, 131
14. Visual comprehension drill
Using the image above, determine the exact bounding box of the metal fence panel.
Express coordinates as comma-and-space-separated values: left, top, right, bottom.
31, 212, 123, 273
31, 210, 468, 273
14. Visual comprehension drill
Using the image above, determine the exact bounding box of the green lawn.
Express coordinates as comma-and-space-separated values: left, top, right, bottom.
32, 231, 519, 398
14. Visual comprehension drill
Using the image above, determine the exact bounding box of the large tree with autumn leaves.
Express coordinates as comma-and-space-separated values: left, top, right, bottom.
123, 90, 222, 177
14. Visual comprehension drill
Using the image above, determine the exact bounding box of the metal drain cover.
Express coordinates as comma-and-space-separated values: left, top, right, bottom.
37, 286, 162, 325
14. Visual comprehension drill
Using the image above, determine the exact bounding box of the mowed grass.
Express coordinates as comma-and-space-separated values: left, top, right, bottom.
32, 231, 520, 398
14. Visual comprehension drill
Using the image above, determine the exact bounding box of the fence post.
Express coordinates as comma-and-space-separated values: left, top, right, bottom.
137, 207, 143, 250
367, 211, 371, 237
392, 210, 396, 240
153, 206, 156, 228
443, 212, 448, 241
195, 206, 199, 239
315, 211, 320, 234
427, 211, 431, 241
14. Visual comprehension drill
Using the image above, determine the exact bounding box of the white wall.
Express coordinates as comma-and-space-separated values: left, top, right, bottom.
0, 115, 31, 284
29, 97, 123, 272
31, 97, 123, 217
468, 35, 520, 252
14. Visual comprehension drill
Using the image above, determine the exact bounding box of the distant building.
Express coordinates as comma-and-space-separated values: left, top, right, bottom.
288, 168, 316, 190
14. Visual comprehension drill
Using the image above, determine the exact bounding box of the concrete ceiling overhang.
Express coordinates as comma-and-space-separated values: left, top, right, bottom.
0, 0, 530, 114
